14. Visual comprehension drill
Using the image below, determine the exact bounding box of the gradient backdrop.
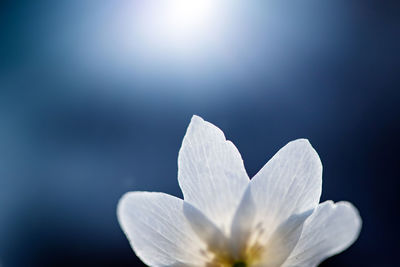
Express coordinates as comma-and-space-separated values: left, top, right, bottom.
0, 0, 399, 266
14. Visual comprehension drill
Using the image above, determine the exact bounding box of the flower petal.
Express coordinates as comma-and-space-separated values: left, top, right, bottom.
282, 201, 362, 267
117, 192, 208, 266
231, 185, 311, 267
178, 115, 249, 230
183, 202, 230, 255
248, 139, 322, 237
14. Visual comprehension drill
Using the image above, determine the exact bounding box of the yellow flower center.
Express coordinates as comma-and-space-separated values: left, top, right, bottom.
200, 221, 268, 267
203, 239, 264, 267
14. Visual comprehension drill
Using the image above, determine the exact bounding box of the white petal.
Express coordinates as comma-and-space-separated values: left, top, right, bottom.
183, 202, 232, 258
248, 139, 322, 238
117, 192, 208, 266
178, 115, 249, 230
231, 185, 311, 267
282, 201, 362, 267
229, 186, 257, 257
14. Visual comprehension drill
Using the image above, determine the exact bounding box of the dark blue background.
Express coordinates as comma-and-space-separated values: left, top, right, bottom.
0, 0, 399, 266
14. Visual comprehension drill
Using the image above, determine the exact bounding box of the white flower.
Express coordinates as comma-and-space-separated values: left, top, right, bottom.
117, 115, 361, 267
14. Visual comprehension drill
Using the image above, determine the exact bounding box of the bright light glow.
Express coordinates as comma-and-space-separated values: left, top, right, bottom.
164, 0, 216, 39
135, 0, 223, 56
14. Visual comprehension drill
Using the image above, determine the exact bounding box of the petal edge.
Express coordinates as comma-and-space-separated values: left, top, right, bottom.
117, 191, 207, 266
282, 200, 362, 267
178, 115, 249, 230
246, 139, 323, 243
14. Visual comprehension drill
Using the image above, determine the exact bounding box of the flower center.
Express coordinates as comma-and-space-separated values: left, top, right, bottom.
202, 223, 266, 267
232, 262, 247, 267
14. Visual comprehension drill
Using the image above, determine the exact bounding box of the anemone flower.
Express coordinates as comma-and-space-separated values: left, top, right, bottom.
117, 115, 361, 267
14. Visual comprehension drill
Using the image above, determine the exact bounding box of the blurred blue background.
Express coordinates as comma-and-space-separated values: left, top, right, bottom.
0, 0, 399, 266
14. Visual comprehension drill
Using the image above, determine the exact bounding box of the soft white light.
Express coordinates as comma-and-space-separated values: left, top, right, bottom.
165, 0, 215, 37
136, 0, 222, 55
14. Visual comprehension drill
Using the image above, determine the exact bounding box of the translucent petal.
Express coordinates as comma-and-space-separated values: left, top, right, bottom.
231, 185, 311, 267
282, 201, 362, 267
117, 192, 208, 266
178, 115, 249, 230
230, 139, 322, 264
248, 139, 321, 236
183, 201, 230, 256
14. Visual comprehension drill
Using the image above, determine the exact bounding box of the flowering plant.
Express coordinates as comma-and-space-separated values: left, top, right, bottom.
118, 116, 361, 267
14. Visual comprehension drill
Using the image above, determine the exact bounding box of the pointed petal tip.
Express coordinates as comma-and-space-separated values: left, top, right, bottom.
190, 115, 204, 125
179, 115, 249, 227
187, 115, 207, 132
191, 114, 203, 121
186, 115, 226, 139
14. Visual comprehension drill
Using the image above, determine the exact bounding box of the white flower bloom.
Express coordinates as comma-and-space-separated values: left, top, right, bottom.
117, 115, 361, 267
